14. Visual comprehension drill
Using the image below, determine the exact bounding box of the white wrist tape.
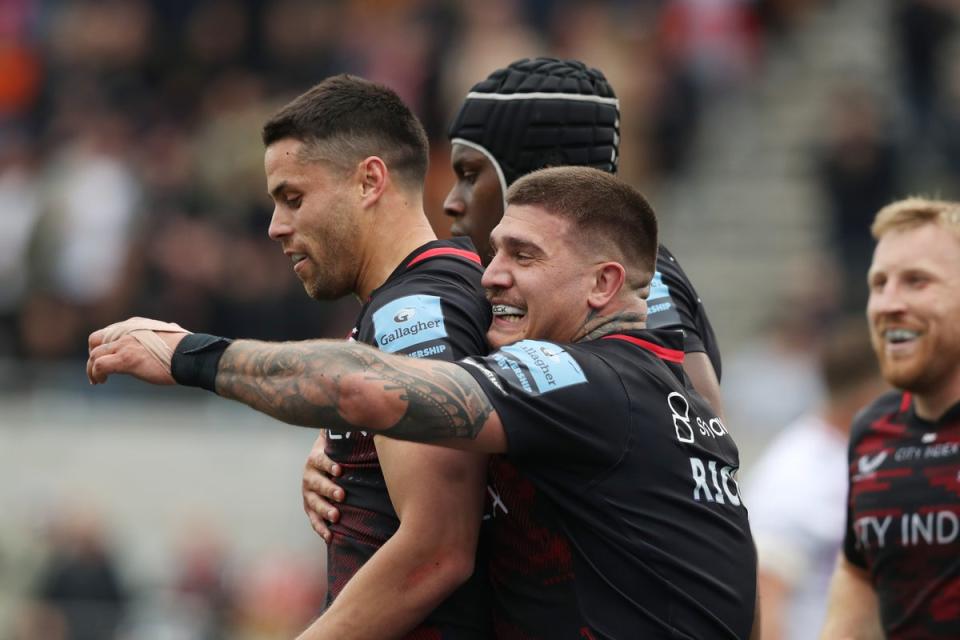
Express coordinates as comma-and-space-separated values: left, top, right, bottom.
101, 317, 191, 370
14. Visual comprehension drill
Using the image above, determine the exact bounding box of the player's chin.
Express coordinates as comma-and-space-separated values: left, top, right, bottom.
486, 322, 525, 349
879, 360, 927, 391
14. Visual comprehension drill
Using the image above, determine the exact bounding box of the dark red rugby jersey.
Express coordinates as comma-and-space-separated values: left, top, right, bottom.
459, 329, 756, 639
324, 237, 492, 638
844, 390, 960, 638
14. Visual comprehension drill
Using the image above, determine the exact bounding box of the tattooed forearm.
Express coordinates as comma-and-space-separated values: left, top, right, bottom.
215, 340, 494, 441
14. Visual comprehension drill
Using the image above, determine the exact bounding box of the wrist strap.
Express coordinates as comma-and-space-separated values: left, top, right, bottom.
171, 333, 233, 392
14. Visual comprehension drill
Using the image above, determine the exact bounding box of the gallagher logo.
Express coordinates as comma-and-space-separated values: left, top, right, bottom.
539, 345, 561, 360
394, 308, 416, 323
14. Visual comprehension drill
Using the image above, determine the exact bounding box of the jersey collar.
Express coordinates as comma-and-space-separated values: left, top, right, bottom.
366, 237, 482, 302
601, 329, 685, 364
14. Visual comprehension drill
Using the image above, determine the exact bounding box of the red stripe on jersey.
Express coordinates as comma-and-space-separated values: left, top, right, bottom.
407, 247, 482, 268
899, 392, 912, 413
603, 333, 685, 363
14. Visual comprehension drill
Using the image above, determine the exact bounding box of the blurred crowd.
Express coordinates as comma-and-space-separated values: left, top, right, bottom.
0, 0, 827, 375
5, 0, 960, 638
9, 507, 326, 640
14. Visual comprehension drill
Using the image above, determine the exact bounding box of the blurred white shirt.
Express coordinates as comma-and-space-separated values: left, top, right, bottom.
743, 413, 848, 640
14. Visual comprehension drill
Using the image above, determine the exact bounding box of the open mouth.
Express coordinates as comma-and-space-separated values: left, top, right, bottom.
884, 328, 919, 345
290, 253, 307, 265
492, 304, 526, 323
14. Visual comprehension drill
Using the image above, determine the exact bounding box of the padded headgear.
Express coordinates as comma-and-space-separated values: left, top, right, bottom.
448, 58, 620, 203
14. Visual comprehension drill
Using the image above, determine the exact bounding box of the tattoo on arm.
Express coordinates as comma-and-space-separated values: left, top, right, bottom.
215, 340, 494, 442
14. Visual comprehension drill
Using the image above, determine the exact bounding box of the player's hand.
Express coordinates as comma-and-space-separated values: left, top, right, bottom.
302, 430, 345, 543
87, 318, 189, 385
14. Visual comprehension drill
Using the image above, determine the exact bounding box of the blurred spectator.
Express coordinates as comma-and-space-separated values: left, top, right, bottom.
723, 259, 837, 444
0, 8, 43, 120
22, 509, 128, 640
937, 52, 960, 184
439, 0, 545, 119
745, 319, 884, 640
755, 0, 824, 36
894, 0, 958, 138
657, 0, 761, 94
816, 83, 902, 314
232, 553, 324, 640
0, 129, 43, 357
171, 520, 234, 640
17, 103, 142, 361
649, 0, 761, 174
259, 0, 348, 96
40, 112, 142, 307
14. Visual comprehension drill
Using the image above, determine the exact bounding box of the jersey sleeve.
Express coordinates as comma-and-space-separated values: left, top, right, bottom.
842, 412, 871, 568
456, 341, 629, 468
648, 248, 722, 378
367, 273, 490, 361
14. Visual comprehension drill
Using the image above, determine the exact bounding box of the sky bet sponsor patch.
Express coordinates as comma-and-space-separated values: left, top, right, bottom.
494, 340, 587, 395
373, 294, 448, 353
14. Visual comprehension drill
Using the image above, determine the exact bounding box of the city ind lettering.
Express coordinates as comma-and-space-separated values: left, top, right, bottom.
894, 442, 959, 461
854, 511, 960, 550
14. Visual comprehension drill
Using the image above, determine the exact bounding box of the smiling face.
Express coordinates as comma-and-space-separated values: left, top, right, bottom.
482, 204, 598, 349
867, 223, 960, 403
443, 143, 504, 264
264, 137, 362, 300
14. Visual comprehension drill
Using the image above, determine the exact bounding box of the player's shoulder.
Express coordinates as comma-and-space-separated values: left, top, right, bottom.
654, 244, 689, 283
576, 330, 688, 396
381, 240, 484, 301
650, 243, 701, 315
400, 237, 484, 279
585, 329, 686, 363
849, 389, 908, 443
374, 238, 483, 299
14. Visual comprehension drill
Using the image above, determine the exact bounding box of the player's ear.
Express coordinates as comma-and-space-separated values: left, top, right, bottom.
587, 262, 625, 310
357, 156, 388, 206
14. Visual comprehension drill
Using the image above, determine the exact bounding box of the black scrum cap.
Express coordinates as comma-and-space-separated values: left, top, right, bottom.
448, 57, 620, 201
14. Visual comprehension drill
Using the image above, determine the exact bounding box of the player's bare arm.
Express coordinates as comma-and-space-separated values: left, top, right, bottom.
820, 555, 883, 639
215, 340, 495, 443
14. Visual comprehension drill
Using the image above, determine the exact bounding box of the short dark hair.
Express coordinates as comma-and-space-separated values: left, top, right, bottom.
262, 74, 429, 188
506, 166, 658, 279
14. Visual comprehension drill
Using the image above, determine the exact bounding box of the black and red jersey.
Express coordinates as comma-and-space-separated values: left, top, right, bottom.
458, 329, 756, 639
325, 237, 493, 638
648, 244, 721, 379
844, 390, 960, 638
